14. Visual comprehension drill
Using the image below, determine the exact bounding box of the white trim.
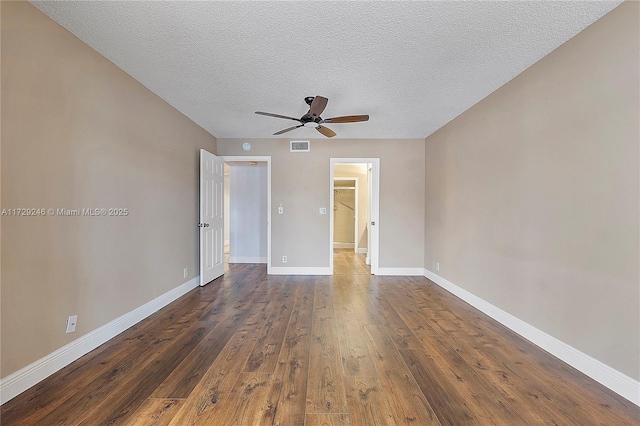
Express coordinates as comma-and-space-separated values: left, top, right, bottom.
376, 267, 424, 276
330, 158, 380, 275
228, 256, 267, 264
356, 248, 367, 254
269, 267, 332, 275
333, 242, 355, 249
423, 268, 640, 407
0, 276, 200, 404
220, 156, 271, 275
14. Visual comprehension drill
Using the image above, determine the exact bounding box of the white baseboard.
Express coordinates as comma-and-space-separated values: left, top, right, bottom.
376, 267, 424, 276
0, 276, 200, 404
228, 256, 267, 264
356, 248, 367, 254
365, 257, 370, 265
269, 266, 332, 275
423, 268, 640, 407
333, 242, 354, 248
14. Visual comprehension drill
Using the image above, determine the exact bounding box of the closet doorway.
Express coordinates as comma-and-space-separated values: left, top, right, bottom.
333, 178, 358, 251
330, 158, 380, 275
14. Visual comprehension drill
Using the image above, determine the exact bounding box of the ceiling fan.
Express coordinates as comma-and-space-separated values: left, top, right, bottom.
255, 96, 369, 138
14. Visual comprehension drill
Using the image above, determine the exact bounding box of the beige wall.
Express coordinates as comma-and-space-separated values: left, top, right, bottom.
1, 2, 216, 377
217, 138, 425, 269
424, 1, 639, 380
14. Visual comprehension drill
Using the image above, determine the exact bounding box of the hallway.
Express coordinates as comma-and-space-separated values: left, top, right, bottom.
333, 248, 370, 276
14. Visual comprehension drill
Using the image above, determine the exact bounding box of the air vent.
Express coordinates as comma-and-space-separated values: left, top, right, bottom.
290, 140, 310, 152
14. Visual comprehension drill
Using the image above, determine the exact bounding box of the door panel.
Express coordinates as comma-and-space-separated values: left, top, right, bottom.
200, 149, 225, 286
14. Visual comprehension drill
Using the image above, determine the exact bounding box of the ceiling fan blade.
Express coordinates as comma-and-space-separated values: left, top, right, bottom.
316, 125, 336, 138
273, 124, 303, 135
309, 96, 328, 116
255, 111, 301, 122
321, 115, 369, 124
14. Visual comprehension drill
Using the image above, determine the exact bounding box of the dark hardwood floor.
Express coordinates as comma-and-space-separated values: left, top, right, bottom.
2, 249, 638, 425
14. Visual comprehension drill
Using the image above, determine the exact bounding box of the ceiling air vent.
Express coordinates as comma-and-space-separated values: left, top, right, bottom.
290, 140, 310, 152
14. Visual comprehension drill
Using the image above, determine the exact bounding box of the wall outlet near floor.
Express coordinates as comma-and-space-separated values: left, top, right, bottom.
183, 268, 188, 279
282, 256, 287, 263
66, 315, 78, 334
436, 262, 440, 271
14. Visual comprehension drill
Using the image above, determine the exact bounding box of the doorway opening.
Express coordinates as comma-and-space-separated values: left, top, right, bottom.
330, 158, 379, 275
333, 177, 358, 251
221, 156, 272, 274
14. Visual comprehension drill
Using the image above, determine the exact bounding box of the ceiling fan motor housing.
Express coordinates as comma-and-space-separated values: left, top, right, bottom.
301, 113, 322, 123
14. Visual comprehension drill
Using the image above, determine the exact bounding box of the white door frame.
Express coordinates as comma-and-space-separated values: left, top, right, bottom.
333, 177, 358, 252
220, 156, 272, 274
366, 165, 372, 265
330, 158, 380, 275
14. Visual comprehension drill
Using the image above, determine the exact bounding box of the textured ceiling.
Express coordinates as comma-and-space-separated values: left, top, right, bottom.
32, 1, 622, 140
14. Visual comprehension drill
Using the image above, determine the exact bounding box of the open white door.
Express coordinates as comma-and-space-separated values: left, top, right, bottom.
200, 149, 225, 286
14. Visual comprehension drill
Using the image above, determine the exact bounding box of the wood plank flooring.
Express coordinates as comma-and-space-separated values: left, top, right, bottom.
2, 249, 638, 425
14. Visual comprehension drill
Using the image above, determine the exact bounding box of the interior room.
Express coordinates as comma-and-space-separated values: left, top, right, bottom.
1, 1, 638, 424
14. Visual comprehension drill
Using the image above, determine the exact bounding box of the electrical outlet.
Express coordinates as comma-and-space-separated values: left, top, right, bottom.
183, 268, 188, 279
319, 207, 327, 214
436, 262, 440, 271
282, 255, 287, 263
66, 315, 78, 333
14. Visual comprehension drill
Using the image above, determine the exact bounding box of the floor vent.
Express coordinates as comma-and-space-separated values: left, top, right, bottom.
290, 140, 310, 152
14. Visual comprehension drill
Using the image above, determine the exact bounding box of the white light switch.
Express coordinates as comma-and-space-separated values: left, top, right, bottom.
319, 207, 327, 214
278, 204, 283, 214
